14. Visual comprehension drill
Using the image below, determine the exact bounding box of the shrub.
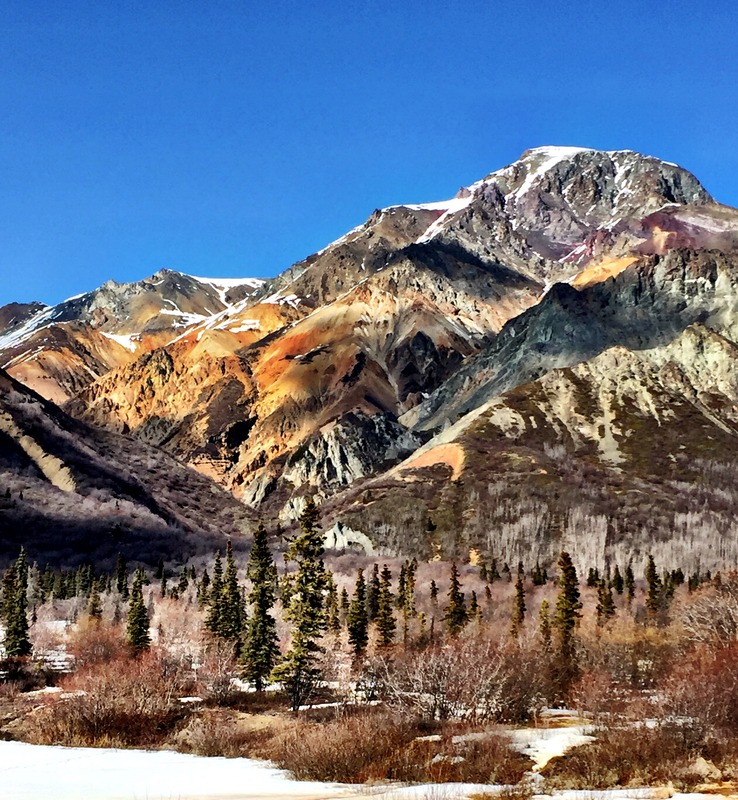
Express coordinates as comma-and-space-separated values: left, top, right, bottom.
542, 722, 706, 789
25, 649, 190, 747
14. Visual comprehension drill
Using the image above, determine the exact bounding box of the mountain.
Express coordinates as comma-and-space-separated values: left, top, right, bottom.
5, 145, 738, 570
0, 368, 254, 567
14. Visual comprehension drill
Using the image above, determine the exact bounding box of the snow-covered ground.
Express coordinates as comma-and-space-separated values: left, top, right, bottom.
0, 737, 717, 800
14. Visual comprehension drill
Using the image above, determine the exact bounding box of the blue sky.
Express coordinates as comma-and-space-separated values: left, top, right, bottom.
1, 1, 737, 307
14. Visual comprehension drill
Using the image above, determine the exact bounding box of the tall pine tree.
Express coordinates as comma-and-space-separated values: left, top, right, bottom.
241, 522, 280, 691
127, 569, 150, 654
442, 562, 468, 635
347, 568, 369, 656
271, 497, 329, 711
375, 565, 396, 647
553, 551, 582, 700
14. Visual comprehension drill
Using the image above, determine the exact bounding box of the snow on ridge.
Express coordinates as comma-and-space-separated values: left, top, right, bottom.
0, 306, 55, 353
189, 275, 266, 289
99, 332, 139, 352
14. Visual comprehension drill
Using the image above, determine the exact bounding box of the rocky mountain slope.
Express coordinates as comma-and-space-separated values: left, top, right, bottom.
0, 368, 253, 567
5, 146, 738, 569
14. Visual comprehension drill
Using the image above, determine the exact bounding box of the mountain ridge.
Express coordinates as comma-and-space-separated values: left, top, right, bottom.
3, 145, 738, 569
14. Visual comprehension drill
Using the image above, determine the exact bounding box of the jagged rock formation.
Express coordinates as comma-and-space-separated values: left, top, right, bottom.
5, 146, 738, 568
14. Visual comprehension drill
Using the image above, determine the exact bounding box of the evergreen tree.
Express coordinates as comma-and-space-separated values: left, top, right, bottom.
2, 550, 31, 657
645, 555, 662, 620
160, 571, 168, 599
219, 540, 244, 646
539, 599, 552, 650
429, 579, 439, 606
154, 558, 164, 580
197, 567, 211, 607
404, 558, 417, 617
126, 569, 150, 653
178, 569, 189, 594
510, 572, 526, 638
325, 575, 341, 634
205, 551, 224, 635
87, 582, 103, 620
366, 564, 380, 622
489, 557, 500, 582
442, 562, 468, 635
625, 562, 636, 603
347, 568, 369, 656
586, 567, 600, 588
241, 522, 280, 691
340, 587, 350, 621
596, 579, 616, 625
552, 551, 582, 699
469, 590, 480, 620
271, 497, 329, 712
395, 563, 407, 610
375, 565, 396, 647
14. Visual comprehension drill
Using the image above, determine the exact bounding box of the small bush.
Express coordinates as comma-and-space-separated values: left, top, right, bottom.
543, 722, 706, 789
179, 710, 270, 758
270, 708, 531, 785
25, 649, 191, 748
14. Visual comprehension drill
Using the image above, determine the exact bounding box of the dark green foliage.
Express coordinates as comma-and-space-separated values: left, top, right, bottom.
340, 587, 350, 621
366, 564, 380, 622
510, 572, 526, 638
271, 497, 330, 712
645, 555, 662, 620
241, 522, 280, 691
429, 580, 439, 606
442, 562, 468, 635
553, 551, 582, 699
596, 580, 616, 625
625, 562, 636, 602
115, 553, 129, 599
2, 549, 31, 657
347, 568, 368, 656
488, 557, 500, 582
205, 551, 224, 634
87, 582, 103, 620
218, 540, 244, 645
375, 564, 396, 647
126, 569, 150, 654
325, 575, 341, 634
531, 562, 548, 586
586, 567, 600, 588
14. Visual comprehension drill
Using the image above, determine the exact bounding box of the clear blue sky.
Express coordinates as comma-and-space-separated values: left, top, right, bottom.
1, 0, 737, 307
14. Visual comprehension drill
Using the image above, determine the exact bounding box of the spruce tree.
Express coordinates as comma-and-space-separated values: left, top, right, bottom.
271, 497, 329, 711
2, 550, 31, 657
241, 522, 279, 691
645, 555, 662, 620
375, 565, 396, 647
347, 568, 369, 656
115, 553, 129, 598
510, 572, 526, 638
205, 551, 224, 635
325, 575, 341, 634
596, 579, 616, 625
219, 540, 244, 647
340, 587, 350, 621
429, 579, 439, 606
552, 551, 582, 699
442, 562, 468, 635
87, 582, 103, 620
366, 564, 380, 622
625, 562, 636, 603
127, 569, 150, 653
